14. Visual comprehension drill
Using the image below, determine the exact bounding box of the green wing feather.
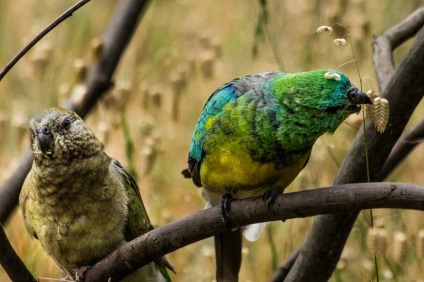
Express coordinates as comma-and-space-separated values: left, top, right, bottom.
112, 160, 175, 275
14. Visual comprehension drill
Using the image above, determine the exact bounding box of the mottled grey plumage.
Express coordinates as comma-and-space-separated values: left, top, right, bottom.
20, 107, 173, 281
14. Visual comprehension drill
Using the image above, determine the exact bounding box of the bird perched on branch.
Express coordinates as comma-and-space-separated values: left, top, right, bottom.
20, 107, 174, 281
182, 69, 371, 281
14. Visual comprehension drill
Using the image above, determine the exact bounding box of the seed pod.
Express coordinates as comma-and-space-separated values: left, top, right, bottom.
392, 231, 407, 265
170, 69, 187, 121
141, 135, 160, 175
90, 37, 103, 61
96, 121, 110, 145
367, 227, 387, 254
316, 26, 333, 35
69, 84, 89, 108
73, 58, 87, 83
416, 229, 424, 259
200, 51, 215, 79
333, 38, 347, 46
372, 97, 389, 133
211, 37, 222, 58
365, 90, 378, 121
112, 81, 131, 112
149, 86, 163, 108
324, 71, 341, 81
29, 41, 52, 74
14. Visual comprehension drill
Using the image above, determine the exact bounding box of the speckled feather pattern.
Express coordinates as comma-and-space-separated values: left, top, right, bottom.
20, 107, 172, 281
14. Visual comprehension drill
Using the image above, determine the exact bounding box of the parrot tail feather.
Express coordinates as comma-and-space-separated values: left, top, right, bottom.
215, 229, 242, 281
244, 223, 267, 242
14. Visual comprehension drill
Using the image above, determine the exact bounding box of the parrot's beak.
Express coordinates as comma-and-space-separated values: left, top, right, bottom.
351, 89, 372, 105
35, 125, 54, 156
347, 87, 372, 114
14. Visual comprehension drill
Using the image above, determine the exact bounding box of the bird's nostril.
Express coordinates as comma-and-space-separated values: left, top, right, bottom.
36, 125, 53, 154
40, 125, 51, 136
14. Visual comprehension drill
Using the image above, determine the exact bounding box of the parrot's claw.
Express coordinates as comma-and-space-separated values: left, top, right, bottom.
219, 192, 235, 229
263, 189, 281, 210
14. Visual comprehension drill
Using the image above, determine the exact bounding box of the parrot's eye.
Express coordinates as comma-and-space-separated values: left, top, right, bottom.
62, 118, 72, 130
348, 87, 358, 103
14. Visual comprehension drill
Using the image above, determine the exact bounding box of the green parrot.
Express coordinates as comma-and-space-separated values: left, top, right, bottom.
182, 70, 372, 281
20, 107, 174, 281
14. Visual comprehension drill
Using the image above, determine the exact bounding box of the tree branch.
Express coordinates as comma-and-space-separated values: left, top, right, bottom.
78, 182, 424, 281
0, 0, 149, 225
372, 6, 424, 90
0, 224, 36, 282
62, 0, 150, 117
284, 12, 424, 282
0, 150, 32, 224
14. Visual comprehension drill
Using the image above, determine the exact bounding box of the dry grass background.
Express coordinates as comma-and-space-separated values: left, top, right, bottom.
1, 0, 424, 281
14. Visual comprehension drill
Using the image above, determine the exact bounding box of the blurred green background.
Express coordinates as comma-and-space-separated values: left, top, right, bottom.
1, 0, 424, 281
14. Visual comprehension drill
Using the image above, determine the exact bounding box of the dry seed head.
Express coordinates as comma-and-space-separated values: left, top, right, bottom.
139, 116, 155, 137
113, 81, 131, 111
382, 269, 394, 280
201, 246, 214, 258
139, 84, 149, 109
148, 86, 163, 108
73, 58, 87, 82
58, 83, 71, 105
365, 90, 378, 121
367, 227, 387, 254
29, 41, 52, 74
392, 231, 407, 265
186, 54, 197, 74
333, 38, 347, 46
69, 84, 89, 108
372, 97, 389, 133
170, 70, 187, 96
242, 247, 250, 256
96, 121, 110, 145
366, 90, 378, 100
200, 51, 215, 79
316, 26, 333, 35
374, 218, 385, 229
199, 33, 212, 49
211, 37, 222, 58
170, 69, 187, 121
90, 37, 103, 61
324, 71, 341, 81
141, 136, 160, 175
416, 229, 424, 259
336, 257, 347, 271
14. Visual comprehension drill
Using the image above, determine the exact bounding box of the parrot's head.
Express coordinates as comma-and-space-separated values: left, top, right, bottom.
29, 107, 103, 166
273, 69, 372, 133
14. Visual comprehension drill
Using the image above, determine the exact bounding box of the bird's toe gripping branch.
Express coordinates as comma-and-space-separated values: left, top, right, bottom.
219, 192, 235, 230
262, 189, 281, 211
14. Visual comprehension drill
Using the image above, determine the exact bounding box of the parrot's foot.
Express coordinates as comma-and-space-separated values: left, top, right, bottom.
74, 266, 90, 281
219, 193, 235, 229
263, 189, 281, 210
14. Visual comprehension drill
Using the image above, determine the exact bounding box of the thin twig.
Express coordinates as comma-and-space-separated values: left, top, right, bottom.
268, 249, 299, 282
380, 119, 424, 178
0, 0, 91, 81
